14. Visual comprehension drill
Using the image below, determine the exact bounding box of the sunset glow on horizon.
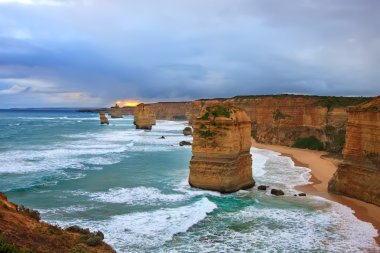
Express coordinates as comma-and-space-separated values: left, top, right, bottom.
115, 100, 140, 107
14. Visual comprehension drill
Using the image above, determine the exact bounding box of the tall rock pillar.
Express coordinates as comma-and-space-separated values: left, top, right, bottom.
133, 103, 156, 130
189, 105, 255, 193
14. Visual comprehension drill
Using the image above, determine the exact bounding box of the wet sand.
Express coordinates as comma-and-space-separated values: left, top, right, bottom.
251, 139, 380, 246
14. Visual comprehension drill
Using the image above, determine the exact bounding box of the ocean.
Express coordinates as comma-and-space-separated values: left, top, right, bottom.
0, 109, 378, 252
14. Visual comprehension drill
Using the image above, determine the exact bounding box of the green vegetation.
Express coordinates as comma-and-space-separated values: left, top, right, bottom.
273, 109, 288, 121
314, 96, 370, 111
69, 246, 90, 253
200, 111, 209, 120
199, 105, 231, 120
206, 105, 231, 118
0, 235, 35, 253
199, 130, 214, 138
324, 125, 346, 153
292, 136, 324, 150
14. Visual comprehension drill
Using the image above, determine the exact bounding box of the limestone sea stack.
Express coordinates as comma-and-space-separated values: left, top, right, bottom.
108, 104, 124, 118
189, 105, 255, 193
99, 111, 109, 125
328, 96, 380, 206
133, 103, 156, 130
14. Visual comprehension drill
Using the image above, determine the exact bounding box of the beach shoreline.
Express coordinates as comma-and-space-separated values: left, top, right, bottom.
251, 139, 380, 246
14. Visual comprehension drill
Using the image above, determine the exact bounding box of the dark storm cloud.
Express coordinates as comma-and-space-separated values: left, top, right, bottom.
0, 0, 379, 108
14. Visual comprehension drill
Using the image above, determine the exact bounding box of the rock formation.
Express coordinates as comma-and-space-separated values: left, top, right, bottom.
0, 193, 115, 253
189, 105, 255, 193
183, 127, 193, 136
99, 111, 109, 125
133, 103, 156, 130
108, 104, 124, 118
187, 95, 370, 152
328, 96, 380, 206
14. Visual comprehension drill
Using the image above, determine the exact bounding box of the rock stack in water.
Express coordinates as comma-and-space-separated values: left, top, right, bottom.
108, 104, 124, 118
133, 103, 156, 130
99, 111, 109, 125
328, 96, 380, 206
189, 105, 255, 193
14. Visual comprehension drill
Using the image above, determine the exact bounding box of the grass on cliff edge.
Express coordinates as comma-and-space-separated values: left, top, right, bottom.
0, 235, 35, 253
292, 136, 324, 151
200, 106, 231, 120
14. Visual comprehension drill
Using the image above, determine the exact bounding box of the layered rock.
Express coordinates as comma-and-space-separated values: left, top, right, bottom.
188, 95, 370, 152
145, 102, 192, 120
189, 105, 255, 193
0, 193, 115, 253
99, 111, 109, 125
133, 103, 156, 130
328, 97, 380, 206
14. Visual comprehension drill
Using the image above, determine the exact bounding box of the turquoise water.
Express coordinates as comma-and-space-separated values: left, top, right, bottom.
0, 110, 378, 252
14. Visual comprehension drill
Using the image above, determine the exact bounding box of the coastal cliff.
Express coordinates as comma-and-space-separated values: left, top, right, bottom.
328, 97, 380, 206
0, 193, 115, 253
133, 103, 156, 130
104, 95, 371, 153
188, 95, 370, 152
189, 105, 255, 193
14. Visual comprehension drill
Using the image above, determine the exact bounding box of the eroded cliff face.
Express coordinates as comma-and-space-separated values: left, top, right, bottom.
189, 105, 255, 193
188, 96, 370, 152
145, 102, 192, 120
133, 103, 156, 130
328, 97, 380, 206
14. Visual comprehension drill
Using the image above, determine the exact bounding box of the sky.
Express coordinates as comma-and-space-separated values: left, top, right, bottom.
0, 0, 379, 108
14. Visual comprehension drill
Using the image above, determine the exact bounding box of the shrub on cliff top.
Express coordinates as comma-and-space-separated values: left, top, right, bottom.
292, 136, 324, 151
0, 235, 35, 253
17, 205, 40, 221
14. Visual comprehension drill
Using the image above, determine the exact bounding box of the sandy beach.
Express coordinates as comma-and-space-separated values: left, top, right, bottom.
252, 139, 380, 246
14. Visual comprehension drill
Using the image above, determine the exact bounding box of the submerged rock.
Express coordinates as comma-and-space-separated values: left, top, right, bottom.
189, 105, 255, 193
298, 193, 307, 196
183, 127, 193, 136
179, 141, 192, 146
99, 111, 109, 125
257, 185, 268, 191
133, 103, 156, 130
271, 189, 285, 196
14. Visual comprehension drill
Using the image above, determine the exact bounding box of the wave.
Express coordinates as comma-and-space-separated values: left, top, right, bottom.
251, 147, 311, 192
84, 187, 186, 204
52, 197, 217, 252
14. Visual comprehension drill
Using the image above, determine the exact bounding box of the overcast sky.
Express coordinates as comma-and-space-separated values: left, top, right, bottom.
0, 0, 379, 108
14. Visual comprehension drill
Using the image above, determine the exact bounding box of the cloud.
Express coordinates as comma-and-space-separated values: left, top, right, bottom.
0, 0, 379, 108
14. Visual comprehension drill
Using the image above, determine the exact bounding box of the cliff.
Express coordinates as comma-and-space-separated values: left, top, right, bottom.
133, 103, 156, 130
0, 193, 115, 253
328, 96, 380, 206
188, 95, 370, 152
145, 102, 192, 120
189, 105, 255, 193
99, 111, 109, 125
